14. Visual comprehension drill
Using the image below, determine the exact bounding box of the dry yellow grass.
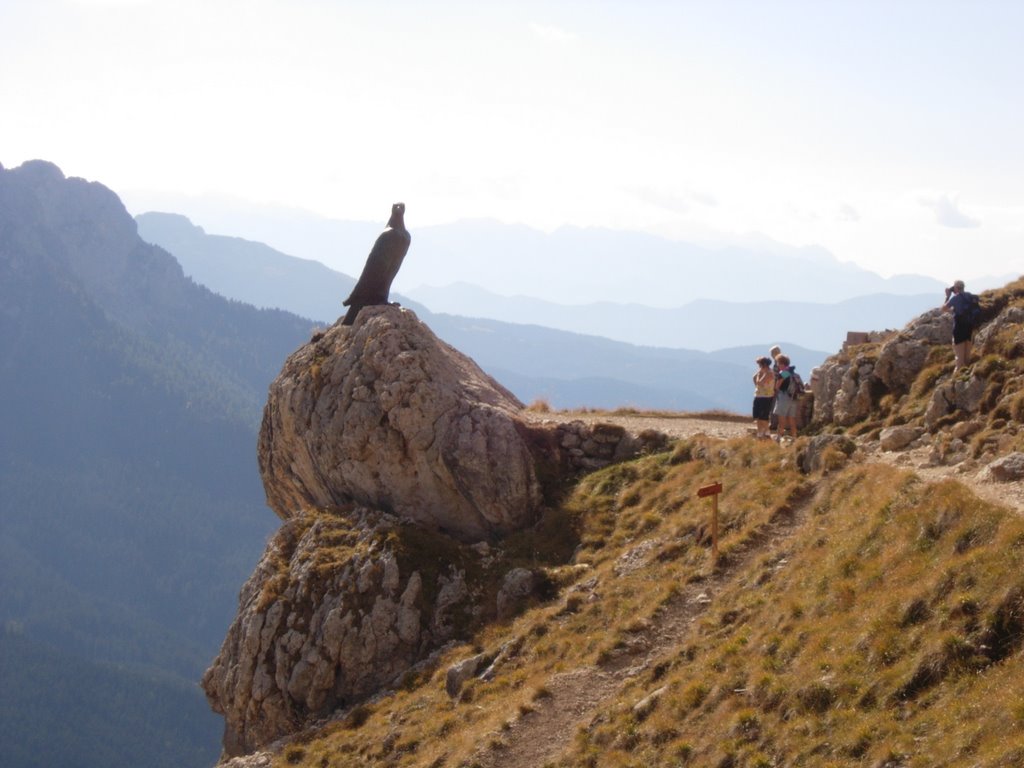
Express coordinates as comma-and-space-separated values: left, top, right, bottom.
267, 277, 1024, 767
271, 440, 1024, 767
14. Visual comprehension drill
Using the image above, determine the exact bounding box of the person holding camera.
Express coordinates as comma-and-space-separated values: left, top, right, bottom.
942, 279, 978, 371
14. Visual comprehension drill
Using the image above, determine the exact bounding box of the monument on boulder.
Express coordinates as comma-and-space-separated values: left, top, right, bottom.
259, 307, 543, 540
341, 202, 411, 326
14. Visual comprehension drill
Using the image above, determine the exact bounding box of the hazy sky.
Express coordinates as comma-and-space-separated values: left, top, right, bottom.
2, 0, 1021, 284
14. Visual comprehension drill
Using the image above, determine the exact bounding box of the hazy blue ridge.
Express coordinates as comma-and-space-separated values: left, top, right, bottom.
136, 211, 352, 327
139, 201, 946, 306
402, 220, 945, 307
0, 160, 313, 767
403, 282, 940, 353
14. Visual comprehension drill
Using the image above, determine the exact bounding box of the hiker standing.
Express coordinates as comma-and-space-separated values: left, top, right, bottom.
752, 356, 775, 439
942, 280, 978, 371
773, 354, 800, 441
768, 345, 782, 433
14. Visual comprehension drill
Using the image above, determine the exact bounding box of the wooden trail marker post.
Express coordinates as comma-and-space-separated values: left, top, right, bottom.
697, 481, 723, 563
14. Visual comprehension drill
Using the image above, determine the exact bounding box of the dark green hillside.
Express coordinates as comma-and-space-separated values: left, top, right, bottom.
0, 160, 312, 767
0, 632, 219, 768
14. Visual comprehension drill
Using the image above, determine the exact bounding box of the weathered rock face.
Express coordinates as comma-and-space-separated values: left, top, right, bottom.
813, 353, 876, 426
924, 373, 990, 429
203, 509, 487, 757
975, 306, 1024, 349
258, 306, 542, 541
813, 309, 952, 427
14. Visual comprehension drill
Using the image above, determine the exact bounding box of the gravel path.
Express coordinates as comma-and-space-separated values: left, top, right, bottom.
519, 410, 752, 441
521, 410, 1023, 515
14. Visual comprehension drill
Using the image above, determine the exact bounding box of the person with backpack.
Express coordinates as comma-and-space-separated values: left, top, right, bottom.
768, 345, 783, 433
773, 354, 801, 441
942, 279, 980, 371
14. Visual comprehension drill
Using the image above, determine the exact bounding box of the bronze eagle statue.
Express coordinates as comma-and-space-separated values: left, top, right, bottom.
342, 202, 411, 326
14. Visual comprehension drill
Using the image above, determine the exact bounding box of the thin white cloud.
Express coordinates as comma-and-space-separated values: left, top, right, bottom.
530, 22, 577, 44
837, 203, 860, 222
690, 191, 719, 208
66, 0, 154, 6
630, 186, 717, 215
920, 194, 980, 229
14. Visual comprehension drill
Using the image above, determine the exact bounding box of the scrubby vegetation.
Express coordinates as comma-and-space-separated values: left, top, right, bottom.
255, 277, 1024, 768
267, 426, 1024, 767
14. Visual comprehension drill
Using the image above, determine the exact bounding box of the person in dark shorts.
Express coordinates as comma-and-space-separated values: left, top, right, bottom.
943, 280, 979, 371
752, 356, 775, 439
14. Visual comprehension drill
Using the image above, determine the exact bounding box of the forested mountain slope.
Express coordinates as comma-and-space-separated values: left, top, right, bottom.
0, 160, 312, 768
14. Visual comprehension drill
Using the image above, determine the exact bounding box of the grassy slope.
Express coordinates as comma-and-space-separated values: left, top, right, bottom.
252, 278, 1024, 767
268, 432, 1024, 768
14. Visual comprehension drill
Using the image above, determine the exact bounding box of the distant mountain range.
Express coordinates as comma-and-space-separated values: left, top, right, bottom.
403, 282, 941, 352
399, 219, 946, 307
128, 198, 948, 306
136, 210, 945, 354
136, 211, 829, 412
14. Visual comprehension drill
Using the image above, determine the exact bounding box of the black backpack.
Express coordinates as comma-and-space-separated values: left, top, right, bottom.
964, 292, 981, 327
782, 369, 804, 397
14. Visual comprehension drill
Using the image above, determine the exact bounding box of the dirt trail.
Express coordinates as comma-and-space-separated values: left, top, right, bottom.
471, 412, 1023, 767
865, 443, 1024, 514
472, 479, 812, 768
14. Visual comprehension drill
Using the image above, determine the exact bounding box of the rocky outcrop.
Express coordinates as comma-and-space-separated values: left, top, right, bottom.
813, 352, 876, 426
975, 306, 1024, 350
809, 282, 1024, 482
208, 306, 677, 758
259, 306, 542, 541
813, 309, 954, 427
203, 508, 492, 757
924, 373, 990, 429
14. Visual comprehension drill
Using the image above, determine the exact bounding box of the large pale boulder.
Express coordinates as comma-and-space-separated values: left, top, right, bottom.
258, 306, 542, 540
907, 308, 954, 345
